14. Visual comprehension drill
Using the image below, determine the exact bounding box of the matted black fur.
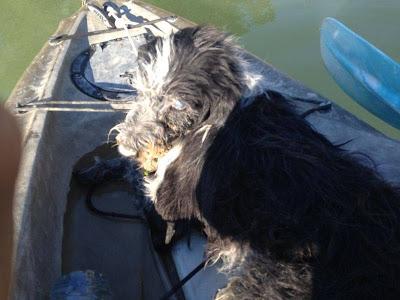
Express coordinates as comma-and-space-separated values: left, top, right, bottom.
157, 92, 400, 298
113, 26, 400, 299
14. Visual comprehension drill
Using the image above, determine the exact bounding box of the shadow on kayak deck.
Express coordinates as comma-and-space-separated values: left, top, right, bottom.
62, 144, 170, 299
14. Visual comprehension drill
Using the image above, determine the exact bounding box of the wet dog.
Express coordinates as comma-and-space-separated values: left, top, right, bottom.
112, 26, 400, 299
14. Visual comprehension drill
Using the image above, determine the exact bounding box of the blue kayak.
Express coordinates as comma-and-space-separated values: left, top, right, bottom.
320, 17, 400, 130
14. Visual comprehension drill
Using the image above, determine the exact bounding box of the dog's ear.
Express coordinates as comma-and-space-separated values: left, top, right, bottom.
153, 124, 213, 221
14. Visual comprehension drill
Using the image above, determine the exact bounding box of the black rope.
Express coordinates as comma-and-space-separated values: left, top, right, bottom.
85, 185, 147, 223
85, 184, 207, 299
160, 260, 207, 300
301, 100, 332, 118
278, 92, 332, 118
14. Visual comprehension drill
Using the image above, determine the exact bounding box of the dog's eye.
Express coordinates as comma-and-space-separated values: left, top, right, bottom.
172, 99, 187, 111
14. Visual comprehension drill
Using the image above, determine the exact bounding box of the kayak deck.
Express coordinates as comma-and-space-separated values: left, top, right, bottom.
7, 2, 228, 299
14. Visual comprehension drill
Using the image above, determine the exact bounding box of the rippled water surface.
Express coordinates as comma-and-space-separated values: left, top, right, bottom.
1, 0, 399, 138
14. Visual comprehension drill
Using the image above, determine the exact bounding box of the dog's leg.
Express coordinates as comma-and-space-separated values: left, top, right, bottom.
205, 237, 311, 300
213, 247, 311, 300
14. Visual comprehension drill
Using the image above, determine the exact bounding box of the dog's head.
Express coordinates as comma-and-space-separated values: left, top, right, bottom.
113, 26, 263, 170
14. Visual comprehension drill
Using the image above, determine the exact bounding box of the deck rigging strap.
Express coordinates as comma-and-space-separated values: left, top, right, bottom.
159, 260, 207, 300
284, 93, 332, 118
103, 1, 138, 56
85, 184, 147, 222
49, 15, 177, 45
15, 100, 133, 113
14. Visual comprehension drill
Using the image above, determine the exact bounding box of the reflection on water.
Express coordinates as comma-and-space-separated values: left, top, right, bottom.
145, 0, 275, 34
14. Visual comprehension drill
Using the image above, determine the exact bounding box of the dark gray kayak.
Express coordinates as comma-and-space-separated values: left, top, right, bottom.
6, 1, 400, 299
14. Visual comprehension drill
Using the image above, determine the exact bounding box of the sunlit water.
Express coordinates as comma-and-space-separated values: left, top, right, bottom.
1, 0, 399, 139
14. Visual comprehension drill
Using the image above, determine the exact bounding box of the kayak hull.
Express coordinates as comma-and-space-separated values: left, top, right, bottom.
321, 17, 400, 129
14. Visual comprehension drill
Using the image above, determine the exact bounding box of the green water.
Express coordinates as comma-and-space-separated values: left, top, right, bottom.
1, 0, 399, 139
0, 0, 80, 101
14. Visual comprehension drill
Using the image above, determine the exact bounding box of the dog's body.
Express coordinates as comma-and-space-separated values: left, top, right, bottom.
112, 26, 400, 299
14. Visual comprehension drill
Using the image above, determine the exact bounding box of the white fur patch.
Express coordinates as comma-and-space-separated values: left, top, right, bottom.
133, 35, 174, 97
145, 143, 183, 202
208, 242, 247, 273
118, 144, 137, 157
236, 51, 269, 107
195, 124, 213, 144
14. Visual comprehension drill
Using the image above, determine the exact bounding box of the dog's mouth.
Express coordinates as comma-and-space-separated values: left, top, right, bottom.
136, 141, 171, 174
116, 135, 173, 174
113, 119, 181, 174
